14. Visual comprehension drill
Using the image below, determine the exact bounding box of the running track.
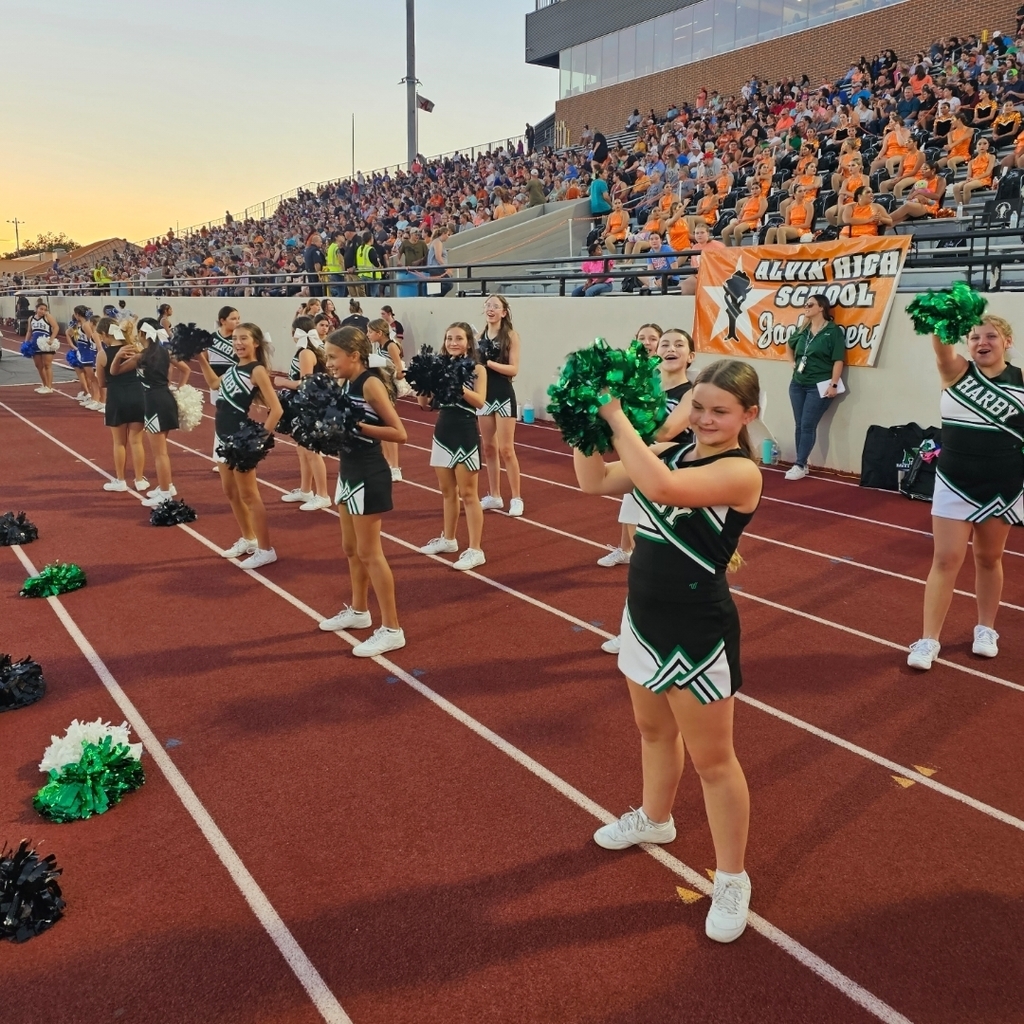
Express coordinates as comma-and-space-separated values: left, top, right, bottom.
2, 349, 1022, 1024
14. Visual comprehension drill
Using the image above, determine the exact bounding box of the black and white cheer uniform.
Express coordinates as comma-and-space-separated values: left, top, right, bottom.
214, 361, 260, 465
431, 387, 482, 471
934, 361, 1024, 524
619, 443, 758, 703
479, 333, 517, 418
336, 369, 393, 515
207, 330, 238, 377
102, 344, 146, 427
141, 346, 179, 434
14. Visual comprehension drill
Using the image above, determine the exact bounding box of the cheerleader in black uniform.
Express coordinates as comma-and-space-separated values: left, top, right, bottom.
158, 303, 190, 388
274, 316, 331, 511
95, 318, 149, 493
136, 318, 179, 507
206, 306, 241, 470
367, 317, 406, 481
908, 315, 1024, 669
21, 301, 61, 393
197, 322, 283, 569
418, 323, 488, 571
575, 359, 763, 944
318, 327, 409, 657
478, 295, 524, 516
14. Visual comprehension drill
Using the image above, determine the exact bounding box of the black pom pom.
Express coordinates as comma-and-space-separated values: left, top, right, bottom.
218, 422, 275, 472
0, 512, 39, 547
168, 323, 215, 362
289, 373, 365, 456
477, 335, 499, 366
274, 389, 296, 436
432, 355, 478, 407
403, 345, 438, 400
0, 841, 65, 943
149, 500, 198, 526
0, 655, 46, 713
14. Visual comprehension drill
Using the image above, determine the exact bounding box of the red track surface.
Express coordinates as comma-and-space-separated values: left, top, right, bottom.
2, 357, 1023, 1024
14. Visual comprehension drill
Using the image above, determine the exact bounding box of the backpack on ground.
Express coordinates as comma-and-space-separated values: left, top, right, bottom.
859, 422, 938, 491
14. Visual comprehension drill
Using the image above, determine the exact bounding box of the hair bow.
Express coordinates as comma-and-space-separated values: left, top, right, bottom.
140, 322, 159, 341
108, 325, 125, 341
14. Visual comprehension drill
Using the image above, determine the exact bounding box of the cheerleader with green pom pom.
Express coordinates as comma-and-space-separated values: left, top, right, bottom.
573, 358, 762, 945
905, 288, 1024, 672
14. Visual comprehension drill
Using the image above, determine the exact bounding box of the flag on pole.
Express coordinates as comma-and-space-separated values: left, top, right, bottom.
417, 94, 435, 113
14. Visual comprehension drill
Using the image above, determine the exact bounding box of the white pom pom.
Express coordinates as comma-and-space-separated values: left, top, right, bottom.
39, 718, 143, 773
174, 384, 205, 432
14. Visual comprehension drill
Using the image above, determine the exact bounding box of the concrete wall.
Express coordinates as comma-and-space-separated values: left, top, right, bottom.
5, 291, 1017, 475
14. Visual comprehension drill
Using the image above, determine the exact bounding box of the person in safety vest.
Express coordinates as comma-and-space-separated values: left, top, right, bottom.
356, 231, 384, 298
324, 230, 346, 298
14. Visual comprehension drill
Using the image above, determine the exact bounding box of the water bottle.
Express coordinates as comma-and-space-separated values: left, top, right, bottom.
771, 442, 780, 465
522, 401, 535, 425
761, 438, 773, 465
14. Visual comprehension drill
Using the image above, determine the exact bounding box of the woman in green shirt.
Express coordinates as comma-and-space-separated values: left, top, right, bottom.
784, 295, 847, 480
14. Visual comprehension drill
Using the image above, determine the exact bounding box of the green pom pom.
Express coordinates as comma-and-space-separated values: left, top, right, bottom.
906, 283, 988, 345
33, 736, 145, 823
546, 339, 667, 455
19, 562, 87, 598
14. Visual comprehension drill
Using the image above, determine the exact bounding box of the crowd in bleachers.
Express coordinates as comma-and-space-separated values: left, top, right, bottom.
4, 25, 1023, 299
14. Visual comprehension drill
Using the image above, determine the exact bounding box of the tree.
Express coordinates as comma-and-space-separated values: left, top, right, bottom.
1, 232, 80, 260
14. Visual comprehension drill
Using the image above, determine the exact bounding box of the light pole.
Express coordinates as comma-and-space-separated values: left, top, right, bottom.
400, 0, 418, 170
7, 218, 24, 253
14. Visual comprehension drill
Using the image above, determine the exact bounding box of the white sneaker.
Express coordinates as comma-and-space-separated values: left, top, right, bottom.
453, 548, 486, 571
299, 494, 333, 511
594, 807, 676, 850
480, 495, 504, 511
34, 386, 48, 394
239, 547, 278, 570
597, 547, 631, 567
601, 636, 621, 654
784, 464, 809, 480
168, 484, 177, 497
76, 391, 88, 401
390, 466, 403, 482
85, 399, 103, 411
507, 498, 524, 517
973, 625, 999, 658
134, 478, 151, 492
212, 464, 220, 472
705, 871, 752, 943
142, 489, 172, 507
222, 537, 258, 559
419, 536, 459, 555
319, 606, 372, 632
281, 488, 313, 503
907, 638, 941, 670
103, 479, 128, 492
352, 626, 407, 658
94, 403, 106, 413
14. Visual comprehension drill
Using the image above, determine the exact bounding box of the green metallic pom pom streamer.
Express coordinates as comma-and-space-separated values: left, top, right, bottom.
547, 339, 667, 456
906, 282, 988, 345
19, 563, 87, 598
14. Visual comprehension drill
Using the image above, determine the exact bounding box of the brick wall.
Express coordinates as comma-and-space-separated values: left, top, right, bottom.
555, 0, 1017, 140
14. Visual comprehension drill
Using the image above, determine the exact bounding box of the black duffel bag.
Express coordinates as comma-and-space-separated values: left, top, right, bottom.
860, 423, 939, 491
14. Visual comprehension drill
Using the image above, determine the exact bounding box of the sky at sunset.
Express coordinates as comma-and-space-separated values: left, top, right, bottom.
1, 0, 557, 249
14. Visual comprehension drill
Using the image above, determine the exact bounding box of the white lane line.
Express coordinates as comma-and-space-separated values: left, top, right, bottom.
0, 416, 917, 1024
7, 401, 1023, 828
5, 546, 352, 1024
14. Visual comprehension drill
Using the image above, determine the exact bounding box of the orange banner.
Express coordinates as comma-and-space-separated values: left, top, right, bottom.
693, 236, 912, 367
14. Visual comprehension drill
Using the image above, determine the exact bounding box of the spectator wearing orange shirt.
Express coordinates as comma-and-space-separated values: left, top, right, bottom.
601, 199, 630, 248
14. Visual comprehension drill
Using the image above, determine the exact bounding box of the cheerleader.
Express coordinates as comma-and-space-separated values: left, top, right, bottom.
21, 301, 61, 393
206, 306, 242, 471
67, 306, 102, 411
197, 323, 282, 569
478, 295, 524, 516
418, 322, 488, 571
908, 315, 1023, 669
158, 303, 190, 388
275, 316, 331, 511
318, 326, 409, 657
575, 359, 763, 944
95, 318, 149, 493
136, 318, 180, 507
367, 317, 406, 481
597, 323, 663, 569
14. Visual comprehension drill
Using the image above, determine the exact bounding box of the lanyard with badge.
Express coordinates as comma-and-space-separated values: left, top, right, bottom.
795, 324, 826, 375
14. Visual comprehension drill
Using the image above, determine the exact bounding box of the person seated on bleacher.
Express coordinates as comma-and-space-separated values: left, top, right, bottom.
830, 137, 863, 192
688, 183, 721, 235
839, 186, 893, 236
937, 115, 974, 173
664, 202, 692, 254
679, 223, 725, 295
623, 211, 664, 256
1002, 68, 1024, 105
928, 101, 955, 147
766, 184, 817, 243
870, 116, 912, 175
951, 137, 996, 208
826, 157, 869, 225
881, 138, 927, 198
721, 183, 768, 246
638, 231, 682, 294
991, 101, 1022, 148
966, 88, 997, 131
890, 164, 947, 224
779, 161, 821, 219
1000, 127, 1024, 170
601, 199, 631, 250
572, 243, 615, 297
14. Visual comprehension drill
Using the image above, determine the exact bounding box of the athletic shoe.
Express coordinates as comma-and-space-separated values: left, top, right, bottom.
705, 871, 752, 943
480, 495, 504, 511
507, 498, 524, 517
353, 626, 407, 658
102, 479, 128, 492
212, 464, 220, 471
34, 386, 48, 394
453, 548, 486, 571
134, 478, 150, 491
75, 391, 88, 401
319, 606, 372, 632
597, 547, 631, 567
973, 625, 999, 658
784, 465, 809, 480
601, 636, 621, 655
419, 536, 459, 555
94, 402, 106, 413
222, 537, 258, 559
281, 489, 313, 503
239, 547, 278, 570
168, 484, 178, 497
593, 807, 676, 850
907, 638, 941, 670
141, 488, 173, 507
390, 466, 403, 482
85, 399, 104, 411
299, 494, 333, 511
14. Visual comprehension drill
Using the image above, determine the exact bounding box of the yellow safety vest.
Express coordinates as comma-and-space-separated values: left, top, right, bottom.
325, 242, 343, 275
356, 243, 381, 280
